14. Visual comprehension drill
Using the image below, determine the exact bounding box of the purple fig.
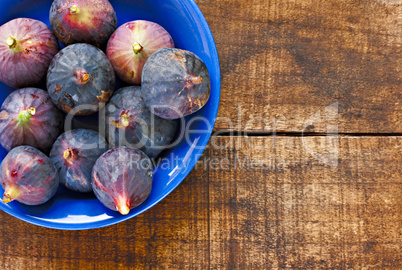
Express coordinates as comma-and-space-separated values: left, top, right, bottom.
50, 129, 108, 192
106, 20, 174, 85
92, 147, 153, 215
47, 43, 115, 115
0, 88, 63, 152
105, 86, 178, 158
0, 18, 59, 88
141, 48, 210, 119
0, 146, 59, 205
49, 0, 117, 48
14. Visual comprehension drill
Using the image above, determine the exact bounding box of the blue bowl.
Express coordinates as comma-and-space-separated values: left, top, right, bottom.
0, 0, 220, 230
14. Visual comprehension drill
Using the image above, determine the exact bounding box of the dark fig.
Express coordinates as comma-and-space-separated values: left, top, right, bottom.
92, 147, 153, 215
49, 0, 117, 48
106, 20, 174, 85
105, 86, 178, 158
47, 43, 115, 115
141, 48, 210, 119
50, 129, 108, 192
0, 88, 63, 152
0, 146, 59, 205
0, 18, 59, 88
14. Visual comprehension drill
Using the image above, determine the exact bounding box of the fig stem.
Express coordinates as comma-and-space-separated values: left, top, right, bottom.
5, 37, 17, 49
75, 69, 90, 84
111, 114, 130, 128
118, 204, 130, 215
133, 42, 143, 54
3, 186, 20, 204
63, 149, 75, 165
18, 107, 36, 123
121, 114, 130, 127
190, 75, 203, 85
2, 194, 12, 204
81, 73, 90, 83
69, 4, 80, 14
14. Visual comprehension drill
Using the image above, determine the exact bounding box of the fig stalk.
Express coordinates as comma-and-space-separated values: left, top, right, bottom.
190, 75, 203, 85
118, 203, 130, 215
81, 73, 90, 83
18, 107, 36, 124
69, 4, 80, 14
133, 42, 143, 54
119, 205, 130, 215
110, 113, 130, 129
74, 69, 91, 84
5, 36, 17, 49
2, 185, 20, 203
121, 114, 130, 127
63, 149, 76, 165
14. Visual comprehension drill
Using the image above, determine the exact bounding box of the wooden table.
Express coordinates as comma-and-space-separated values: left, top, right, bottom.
1, 0, 401, 269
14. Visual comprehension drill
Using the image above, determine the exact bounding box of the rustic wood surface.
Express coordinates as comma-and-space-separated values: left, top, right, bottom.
197, 0, 402, 133
1, 0, 401, 269
0, 136, 400, 269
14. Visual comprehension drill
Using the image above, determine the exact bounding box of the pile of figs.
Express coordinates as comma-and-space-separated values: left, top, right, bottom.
0, 0, 210, 215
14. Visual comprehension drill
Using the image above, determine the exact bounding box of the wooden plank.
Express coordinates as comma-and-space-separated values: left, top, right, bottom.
0, 136, 400, 269
208, 136, 401, 269
196, 0, 402, 133
0, 165, 211, 270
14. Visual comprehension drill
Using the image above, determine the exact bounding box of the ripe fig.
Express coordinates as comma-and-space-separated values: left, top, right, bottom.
0, 18, 59, 88
50, 129, 108, 193
105, 86, 178, 158
49, 0, 117, 48
0, 146, 59, 205
106, 20, 174, 85
0, 88, 63, 153
141, 48, 210, 119
47, 43, 115, 115
92, 147, 153, 215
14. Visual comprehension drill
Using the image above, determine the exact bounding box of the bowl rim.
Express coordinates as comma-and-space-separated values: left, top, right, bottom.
0, 0, 221, 230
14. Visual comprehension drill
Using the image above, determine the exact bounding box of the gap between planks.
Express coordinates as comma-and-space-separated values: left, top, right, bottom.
215, 132, 402, 137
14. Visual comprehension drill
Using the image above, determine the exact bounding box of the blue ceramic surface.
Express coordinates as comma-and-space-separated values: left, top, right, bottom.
0, 0, 220, 230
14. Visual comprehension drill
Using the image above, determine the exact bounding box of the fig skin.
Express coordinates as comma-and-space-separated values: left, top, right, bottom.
49, 0, 117, 48
50, 129, 108, 193
0, 146, 59, 205
0, 18, 59, 88
92, 146, 153, 215
106, 20, 174, 85
141, 48, 211, 119
47, 43, 115, 115
105, 86, 178, 159
0, 88, 63, 153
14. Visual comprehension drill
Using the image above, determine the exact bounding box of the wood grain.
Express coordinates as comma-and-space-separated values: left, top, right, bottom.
0, 136, 400, 269
0, 0, 400, 269
196, 0, 402, 133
